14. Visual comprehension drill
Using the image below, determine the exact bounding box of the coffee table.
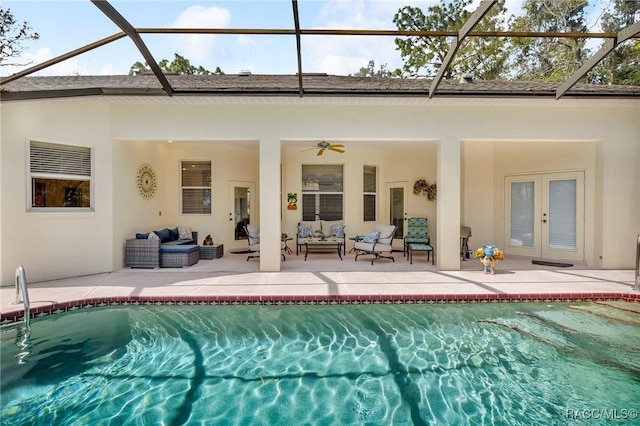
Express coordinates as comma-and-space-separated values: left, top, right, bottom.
304, 238, 344, 261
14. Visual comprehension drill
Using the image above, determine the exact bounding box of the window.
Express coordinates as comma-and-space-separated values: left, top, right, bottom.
363, 165, 377, 221
29, 141, 92, 209
301, 164, 343, 221
182, 161, 211, 214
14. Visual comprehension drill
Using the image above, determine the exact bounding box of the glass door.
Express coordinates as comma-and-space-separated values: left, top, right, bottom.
228, 181, 256, 250
386, 182, 408, 245
505, 172, 583, 261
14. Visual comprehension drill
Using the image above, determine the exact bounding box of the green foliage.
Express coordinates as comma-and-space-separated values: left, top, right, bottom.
129, 53, 224, 76
352, 60, 401, 78
0, 7, 39, 66
588, 0, 640, 85
511, 0, 590, 82
392, 0, 511, 80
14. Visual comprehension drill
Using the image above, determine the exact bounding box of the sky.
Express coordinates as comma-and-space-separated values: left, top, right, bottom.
2, 0, 611, 78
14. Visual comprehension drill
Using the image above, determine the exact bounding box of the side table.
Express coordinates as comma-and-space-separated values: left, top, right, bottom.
200, 244, 223, 259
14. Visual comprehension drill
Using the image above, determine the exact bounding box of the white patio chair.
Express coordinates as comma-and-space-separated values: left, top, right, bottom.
353, 224, 397, 265
244, 224, 286, 261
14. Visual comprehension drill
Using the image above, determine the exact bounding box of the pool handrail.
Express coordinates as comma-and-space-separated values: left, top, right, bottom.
14, 265, 31, 329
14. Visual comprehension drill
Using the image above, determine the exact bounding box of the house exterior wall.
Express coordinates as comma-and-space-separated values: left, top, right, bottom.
0, 97, 638, 284
1, 101, 113, 285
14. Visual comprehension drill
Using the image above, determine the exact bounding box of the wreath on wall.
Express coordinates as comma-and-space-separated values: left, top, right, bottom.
413, 179, 437, 202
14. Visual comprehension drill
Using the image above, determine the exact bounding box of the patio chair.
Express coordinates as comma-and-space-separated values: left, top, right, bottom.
403, 217, 430, 257
460, 226, 472, 260
244, 224, 286, 261
353, 224, 397, 264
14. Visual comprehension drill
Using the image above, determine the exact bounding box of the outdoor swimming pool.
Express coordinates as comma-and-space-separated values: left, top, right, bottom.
1, 302, 638, 425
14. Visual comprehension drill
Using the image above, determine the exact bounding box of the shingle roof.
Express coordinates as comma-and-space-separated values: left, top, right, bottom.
1, 74, 639, 101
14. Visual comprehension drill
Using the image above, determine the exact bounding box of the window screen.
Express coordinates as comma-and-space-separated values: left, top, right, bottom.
30, 141, 92, 209
182, 161, 211, 214
302, 164, 343, 221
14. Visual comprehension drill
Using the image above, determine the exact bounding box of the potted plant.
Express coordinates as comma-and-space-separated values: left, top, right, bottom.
287, 192, 298, 210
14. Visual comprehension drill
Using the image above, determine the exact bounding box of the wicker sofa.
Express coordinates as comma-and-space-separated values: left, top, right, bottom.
125, 227, 199, 268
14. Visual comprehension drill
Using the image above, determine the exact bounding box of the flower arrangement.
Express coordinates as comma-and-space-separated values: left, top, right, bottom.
474, 245, 504, 275
413, 179, 437, 202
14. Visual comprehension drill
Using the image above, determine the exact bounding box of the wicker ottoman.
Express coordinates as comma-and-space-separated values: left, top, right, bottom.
200, 244, 223, 259
160, 245, 200, 268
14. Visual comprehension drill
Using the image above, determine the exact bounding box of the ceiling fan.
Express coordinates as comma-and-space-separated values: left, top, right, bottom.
303, 141, 345, 156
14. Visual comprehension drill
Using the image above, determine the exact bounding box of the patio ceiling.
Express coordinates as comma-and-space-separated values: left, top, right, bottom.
1, 0, 639, 100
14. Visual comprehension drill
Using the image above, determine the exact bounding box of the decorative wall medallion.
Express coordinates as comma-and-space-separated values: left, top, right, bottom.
136, 163, 157, 199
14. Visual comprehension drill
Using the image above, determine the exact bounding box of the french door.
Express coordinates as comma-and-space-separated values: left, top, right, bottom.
504, 171, 584, 261
386, 182, 408, 243
228, 181, 256, 250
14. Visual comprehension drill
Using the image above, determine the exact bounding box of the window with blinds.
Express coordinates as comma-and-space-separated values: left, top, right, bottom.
301, 164, 343, 221
363, 165, 376, 221
29, 141, 92, 209
182, 161, 211, 214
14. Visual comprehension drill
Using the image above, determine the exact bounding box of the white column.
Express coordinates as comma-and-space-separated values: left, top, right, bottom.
259, 137, 282, 271
437, 139, 461, 270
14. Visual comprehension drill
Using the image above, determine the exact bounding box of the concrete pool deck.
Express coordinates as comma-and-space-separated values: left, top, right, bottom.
2, 253, 638, 323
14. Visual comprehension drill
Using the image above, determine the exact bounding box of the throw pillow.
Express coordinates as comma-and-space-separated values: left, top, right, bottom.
329, 224, 345, 238
169, 227, 179, 241
135, 232, 149, 239
148, 232, 160, 241
298, 224, 312, 238
154, 228, 172, 243
362, 230, 381, 244
178, 227, 193, 240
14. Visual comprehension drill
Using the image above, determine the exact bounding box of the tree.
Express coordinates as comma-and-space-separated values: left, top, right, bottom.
0, 7, 39, 67
510, 0, 590, 82
351, 60, 401, 78
129, 53, 223, 75
588, 0, 640, 85
392, 0, 511, 80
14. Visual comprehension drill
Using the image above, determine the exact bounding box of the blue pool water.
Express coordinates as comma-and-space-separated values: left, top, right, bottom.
1, 302, 639, 425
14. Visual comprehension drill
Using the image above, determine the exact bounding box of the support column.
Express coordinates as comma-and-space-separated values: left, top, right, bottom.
437, 139, 461, 270
259, 138, 282, 271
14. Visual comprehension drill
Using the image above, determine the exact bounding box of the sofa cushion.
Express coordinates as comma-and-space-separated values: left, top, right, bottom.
178, 227, 193, 240
154, 228, 172, 243
136, 232, 149, 239
297, 224, 312, 238
328, 224, 345, 238
160, 244, 199, 254
169, 227, 179, 241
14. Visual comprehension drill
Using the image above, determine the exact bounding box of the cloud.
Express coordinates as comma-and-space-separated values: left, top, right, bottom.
1, 47, 88, 77
170, 5, 231, 62
303, 0, 407, 75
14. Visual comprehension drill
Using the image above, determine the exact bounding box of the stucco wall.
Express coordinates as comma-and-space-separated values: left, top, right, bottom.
1, 101, 113, 285
1, 97, 638, 284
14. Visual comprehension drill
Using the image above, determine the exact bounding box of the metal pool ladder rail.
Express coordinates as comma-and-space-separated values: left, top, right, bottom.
14, 265, 31, 329
634, 234, 640, 291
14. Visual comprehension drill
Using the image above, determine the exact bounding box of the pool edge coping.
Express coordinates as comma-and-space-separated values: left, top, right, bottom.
2, 292, 639, 325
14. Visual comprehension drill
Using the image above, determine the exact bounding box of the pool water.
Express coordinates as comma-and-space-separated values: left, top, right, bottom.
1, 302, 639, 425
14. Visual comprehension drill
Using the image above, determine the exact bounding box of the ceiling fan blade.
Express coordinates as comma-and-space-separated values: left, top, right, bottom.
328, 147, 345, 153
329, 144, 344, 148
317, 149, 324, 156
